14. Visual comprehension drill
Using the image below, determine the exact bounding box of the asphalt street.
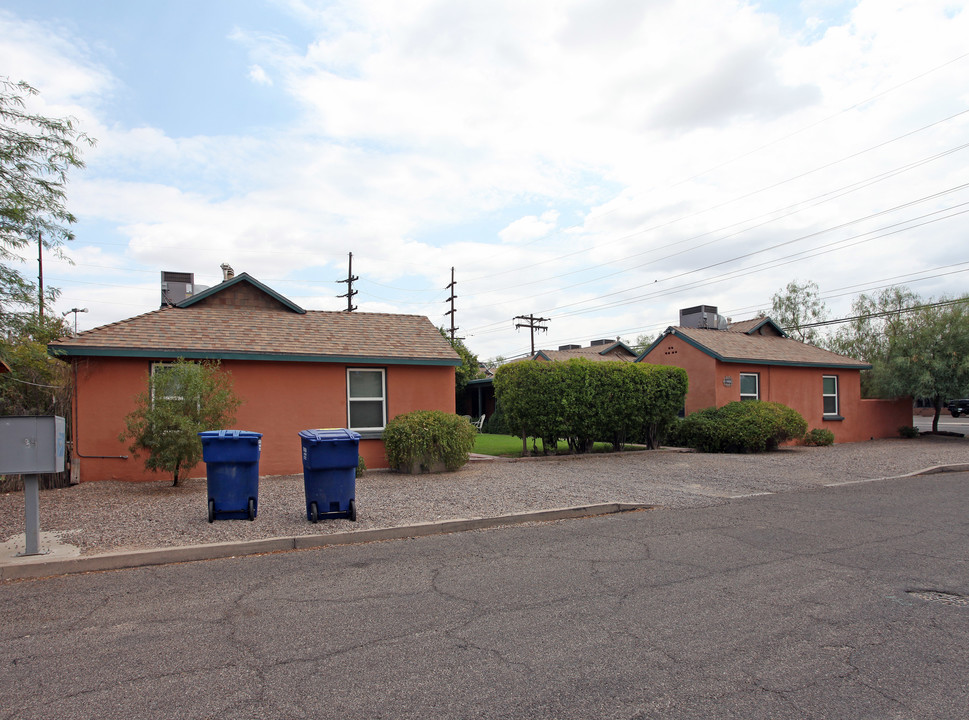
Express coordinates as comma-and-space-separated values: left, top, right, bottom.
912, 413, 969, 433
2, 472, 968, 719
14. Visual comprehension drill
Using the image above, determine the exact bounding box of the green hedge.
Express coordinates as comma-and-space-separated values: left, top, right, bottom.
383, 410, 477, 472
675, 401, 808, 453
802, 427, 835, 446
492, 359, 688, 454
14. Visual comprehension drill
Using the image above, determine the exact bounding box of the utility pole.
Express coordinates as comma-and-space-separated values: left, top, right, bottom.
444, 267, 460, 342
337, 252, 359, 312
38, 232, 44, 321
514, 314, 550, 355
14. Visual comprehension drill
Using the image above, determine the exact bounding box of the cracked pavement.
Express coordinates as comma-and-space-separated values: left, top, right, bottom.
1, 472, 968, 719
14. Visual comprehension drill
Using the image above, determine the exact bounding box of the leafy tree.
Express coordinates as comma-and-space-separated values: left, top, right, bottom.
631, 333, 656, 355
825, 285, 921, 397
119, 360, 241, 486
872, 296, 969, 433
768, 279, 829, 343
1, 78, 92, 332
0, 313, 71, 416
439, 328, 482, 397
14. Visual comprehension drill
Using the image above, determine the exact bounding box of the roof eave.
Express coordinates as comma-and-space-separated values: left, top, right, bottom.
47, 346, 462, 366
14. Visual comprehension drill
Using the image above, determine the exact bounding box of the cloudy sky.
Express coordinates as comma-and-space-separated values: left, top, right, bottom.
2, 0, 967, 360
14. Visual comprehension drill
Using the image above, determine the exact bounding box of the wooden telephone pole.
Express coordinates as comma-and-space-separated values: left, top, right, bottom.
514, 314, 550, 355
444, 267, 460, 341
337, 252, 359, 311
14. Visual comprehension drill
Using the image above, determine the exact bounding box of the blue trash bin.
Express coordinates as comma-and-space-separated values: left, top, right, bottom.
299, 428, 361, 522
199, 430, 262, 522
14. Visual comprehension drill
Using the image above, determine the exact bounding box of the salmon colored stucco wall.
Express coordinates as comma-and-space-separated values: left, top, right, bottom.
69, 356, 456, 482
639, 339, 911, 443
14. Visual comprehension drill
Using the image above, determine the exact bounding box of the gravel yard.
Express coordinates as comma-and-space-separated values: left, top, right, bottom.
2, 435, 967, 558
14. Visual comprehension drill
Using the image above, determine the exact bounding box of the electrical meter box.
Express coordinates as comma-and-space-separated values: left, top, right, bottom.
0, 416, 66, 474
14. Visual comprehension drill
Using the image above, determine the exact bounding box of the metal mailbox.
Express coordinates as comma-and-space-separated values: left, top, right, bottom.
0, 416, 66, 474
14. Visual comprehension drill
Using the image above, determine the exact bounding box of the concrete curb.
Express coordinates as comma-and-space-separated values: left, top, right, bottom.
0, 502, 653, 582
823, 462, 969, 487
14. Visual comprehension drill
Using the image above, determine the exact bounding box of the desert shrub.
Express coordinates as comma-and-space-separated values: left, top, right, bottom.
677, 401, 807, 453
357, 455, 367, 476
898, 425, 920, 438
383, 410, 477, 472
803, 428, 835, 446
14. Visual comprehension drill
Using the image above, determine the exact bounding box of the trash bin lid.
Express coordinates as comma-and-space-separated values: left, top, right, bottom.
298, 428, 361, 442
198, 430, 263, 439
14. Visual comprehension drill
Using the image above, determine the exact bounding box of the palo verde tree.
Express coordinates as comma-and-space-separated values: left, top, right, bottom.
871, 295, 969, 433
1, 78, 93, 332
120, 360, 241, 486
768, 279, 829, 344
825, 285, 921, 397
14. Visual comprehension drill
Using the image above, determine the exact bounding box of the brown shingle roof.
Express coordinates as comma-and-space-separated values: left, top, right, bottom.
668, 326, 870, 368
49, 305, 460, 365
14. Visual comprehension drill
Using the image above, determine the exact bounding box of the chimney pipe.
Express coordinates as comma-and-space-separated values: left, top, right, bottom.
220, 263, 235, 282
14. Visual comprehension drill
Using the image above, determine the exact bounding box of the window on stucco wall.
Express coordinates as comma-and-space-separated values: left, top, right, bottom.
347, 368, 387, 431
822, 375, 839, 416
739, 372, 759, 401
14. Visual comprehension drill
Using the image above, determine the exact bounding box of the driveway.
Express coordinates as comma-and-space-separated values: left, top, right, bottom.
2, 432, 967, 573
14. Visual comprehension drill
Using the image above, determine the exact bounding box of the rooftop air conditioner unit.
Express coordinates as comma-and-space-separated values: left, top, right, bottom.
161, 271, 195, 307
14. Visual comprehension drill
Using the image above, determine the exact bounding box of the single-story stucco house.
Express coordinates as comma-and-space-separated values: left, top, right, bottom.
637, 305, 911, 442
48, 272, 461, 481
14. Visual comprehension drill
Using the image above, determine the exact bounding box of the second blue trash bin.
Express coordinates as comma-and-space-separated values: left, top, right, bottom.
299, 428, 360, 522
199, 430, 262, 523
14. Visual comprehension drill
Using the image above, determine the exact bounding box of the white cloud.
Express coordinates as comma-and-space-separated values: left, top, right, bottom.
4, 0, 969, 360
499, 211, 559, 244
248, 64, 273, 86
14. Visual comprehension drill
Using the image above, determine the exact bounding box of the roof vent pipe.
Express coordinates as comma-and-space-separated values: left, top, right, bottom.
221, 263, 235, 282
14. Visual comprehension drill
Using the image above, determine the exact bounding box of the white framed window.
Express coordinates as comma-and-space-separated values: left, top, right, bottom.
347, 368, 386, 431
822, 375, 839, 416
739, 373, 759, 401
150, 362, 183, 405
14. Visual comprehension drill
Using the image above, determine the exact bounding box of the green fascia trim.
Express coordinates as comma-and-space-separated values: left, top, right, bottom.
600, 341, 637, 357
633, 328, 870, 370
47, 346, 462, 366
177, 272, 306, 314
744, 317, 788, 337
467, 377, 494, 386
533, 351, 552, 361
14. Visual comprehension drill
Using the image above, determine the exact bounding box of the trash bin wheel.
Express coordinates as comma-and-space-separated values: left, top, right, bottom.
248, 498, 256, 521
208, 499, 215, 523
310, 501, 319, 524
349, 498, 357, 522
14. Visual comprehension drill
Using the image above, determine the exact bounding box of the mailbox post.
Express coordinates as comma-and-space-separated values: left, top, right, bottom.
0, 416, 66, 556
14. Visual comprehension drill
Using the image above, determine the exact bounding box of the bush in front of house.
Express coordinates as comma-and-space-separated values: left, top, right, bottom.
492, 359, 688, 454
677, 401, 807, 453
383, 410, 477, 472
803, 428, 835, 446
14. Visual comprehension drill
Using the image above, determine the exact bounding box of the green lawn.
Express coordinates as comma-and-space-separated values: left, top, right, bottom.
472, 433, 646, 458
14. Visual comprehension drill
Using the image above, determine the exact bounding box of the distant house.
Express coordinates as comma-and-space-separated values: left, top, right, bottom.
637, 305, 911, 442
530, 339, 637, 363
48, 272, 461, 481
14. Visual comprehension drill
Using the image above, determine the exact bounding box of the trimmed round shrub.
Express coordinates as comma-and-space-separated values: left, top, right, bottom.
677, 401, 807, 453
803, 428, 835, 446
383, 410, 477, 472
